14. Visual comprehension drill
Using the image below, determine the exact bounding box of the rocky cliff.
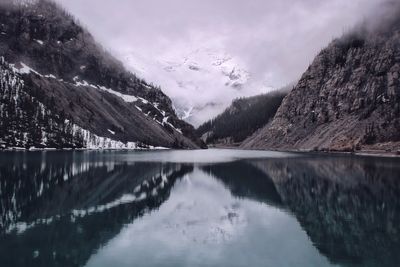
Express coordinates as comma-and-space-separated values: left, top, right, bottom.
243, 2, 400, 152
0, 0, 204, 149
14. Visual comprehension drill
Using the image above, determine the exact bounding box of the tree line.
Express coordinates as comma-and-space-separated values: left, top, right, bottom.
196, 89, 288, 144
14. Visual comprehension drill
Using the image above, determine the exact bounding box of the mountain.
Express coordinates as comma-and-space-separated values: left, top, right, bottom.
123, 48, 272, 127
196, 87, 290, 146
242, 2, 400, 153
0, 0, 205, 149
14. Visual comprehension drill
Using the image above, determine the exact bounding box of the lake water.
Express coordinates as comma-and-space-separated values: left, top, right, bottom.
0, 149, 400, 267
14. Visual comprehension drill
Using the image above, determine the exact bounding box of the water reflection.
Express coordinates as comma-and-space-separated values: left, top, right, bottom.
0, 151, 193, 267
251, 156, 400, 267
202, 161, 283, 208
0, 151, 399, 267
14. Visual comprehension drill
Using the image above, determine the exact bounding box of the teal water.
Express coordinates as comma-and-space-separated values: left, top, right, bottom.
0, 149, 399, 267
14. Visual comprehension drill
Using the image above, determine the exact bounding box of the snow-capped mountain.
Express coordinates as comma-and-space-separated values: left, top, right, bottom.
122, 48, 272, 127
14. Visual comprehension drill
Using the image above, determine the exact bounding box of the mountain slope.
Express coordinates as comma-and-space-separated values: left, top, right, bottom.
196, 88, 289, 146
243, 3, 400, 152
0, 57, 85, 148
0, 0, 204, 149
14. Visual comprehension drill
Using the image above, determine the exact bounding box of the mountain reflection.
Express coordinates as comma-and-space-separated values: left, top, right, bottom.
250, 156, 400, 267
0, 151, 193, 267
201, 156, 400, 267
201, 161, 283, 208
0, 151, 400, 267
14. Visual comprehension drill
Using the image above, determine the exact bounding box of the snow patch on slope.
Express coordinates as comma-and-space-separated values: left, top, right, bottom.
34, 39, 44, 45
16, 62, 40, 75
72, 124, 167, 150
13, 63, 140, 104
73, 76, 138, 102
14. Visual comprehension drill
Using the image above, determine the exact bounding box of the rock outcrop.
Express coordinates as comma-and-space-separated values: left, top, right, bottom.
243, 2, 400, 152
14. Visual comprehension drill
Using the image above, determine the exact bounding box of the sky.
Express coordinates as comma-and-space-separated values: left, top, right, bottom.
53, 0, 388, 125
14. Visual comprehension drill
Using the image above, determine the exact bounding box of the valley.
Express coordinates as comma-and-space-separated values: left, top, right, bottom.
1, 1, 400, 266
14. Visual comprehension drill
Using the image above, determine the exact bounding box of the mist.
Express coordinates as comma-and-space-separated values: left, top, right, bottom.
51, 0, 392, 125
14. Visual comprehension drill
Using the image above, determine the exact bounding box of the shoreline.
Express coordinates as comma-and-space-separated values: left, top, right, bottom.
206, 144, 400, 158
1, 146, 399, 158
0, 147, 170, 152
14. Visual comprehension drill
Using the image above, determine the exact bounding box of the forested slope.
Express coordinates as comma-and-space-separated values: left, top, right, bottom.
196, 89, 289, 145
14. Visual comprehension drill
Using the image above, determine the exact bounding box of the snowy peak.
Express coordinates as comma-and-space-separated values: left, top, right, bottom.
123, 48, 269, 127
162, 48, 250, 90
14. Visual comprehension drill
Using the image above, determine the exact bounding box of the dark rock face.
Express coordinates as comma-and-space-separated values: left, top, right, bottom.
0, 0, 204, 149
243, 4, 400, 152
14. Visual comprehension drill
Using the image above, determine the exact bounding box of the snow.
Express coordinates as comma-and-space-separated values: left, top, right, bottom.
177, 106, 193, 120
73, 76, 138, 103
152, 102, 166, 116
143, 102, 182, 133
98, 85, 137, 102
72, 124, 168, 150
121, 47, 273, 126
6, 60, 182, 140
142, 83, 152, 89
17, 62, 41, 75
138, 97, 148, 104
12, 64, 171, 126
12, 62, 59, 82
161, 116, 183, 134
0, 59, 168, 151
34, 39, 44, 45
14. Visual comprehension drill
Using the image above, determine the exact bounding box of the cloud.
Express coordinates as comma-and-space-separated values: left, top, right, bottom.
53, 0, 388, 125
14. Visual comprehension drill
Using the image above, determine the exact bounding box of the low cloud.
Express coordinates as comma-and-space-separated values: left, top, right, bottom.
53, 0, 389, 124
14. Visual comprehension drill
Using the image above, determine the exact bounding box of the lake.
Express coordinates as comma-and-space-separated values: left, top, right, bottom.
0, 149, 400, 267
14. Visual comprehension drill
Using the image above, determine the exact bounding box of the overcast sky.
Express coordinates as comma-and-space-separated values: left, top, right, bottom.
53, 0, 389, 124
54, 0, 387, 85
